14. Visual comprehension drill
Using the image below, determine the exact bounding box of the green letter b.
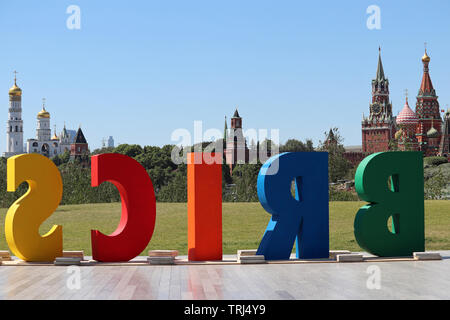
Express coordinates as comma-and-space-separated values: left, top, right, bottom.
354, 152, 424, 257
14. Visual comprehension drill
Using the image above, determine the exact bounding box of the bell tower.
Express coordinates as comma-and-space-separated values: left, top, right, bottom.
4, 71, 24, 158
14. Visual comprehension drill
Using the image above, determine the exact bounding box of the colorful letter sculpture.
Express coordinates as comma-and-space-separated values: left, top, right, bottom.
5, 154, 63, 262
90, 153, 156, 262
187, 153, 222, 261
354, 152, 425, 257
256, 152, 329, 260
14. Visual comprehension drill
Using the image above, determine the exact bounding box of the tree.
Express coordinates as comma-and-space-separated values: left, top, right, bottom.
157, 164, 187, 202
114, 144, 143, 158
424, 168, 449, 200
318, 127, 351, 183
280, 139, 314, 153
232, 163, 262, 202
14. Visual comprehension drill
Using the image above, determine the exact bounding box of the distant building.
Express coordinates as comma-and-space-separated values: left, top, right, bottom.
70, 127, 89, 166
26, 100, 71, 157
224, 109, 249, 174
414, 49, 443, 156
3, 73, 88, 159
66, 129, 77, 143
352, 47, 448, 165
361, 48, 396, 154
3, 73, 24, 158
107, 136, 114, 148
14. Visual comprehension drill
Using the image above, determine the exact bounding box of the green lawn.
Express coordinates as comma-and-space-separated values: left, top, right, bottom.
0, 201, 448, 256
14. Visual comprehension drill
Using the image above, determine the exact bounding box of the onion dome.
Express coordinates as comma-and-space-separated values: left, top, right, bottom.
51, 127, 59, 140
396, 98, 418, 126
395, 129, 404, 140
9, 75, 22, 97
9, 83, 22, 96
422, 50, 431, 63
37, 107, 50, 119
427, 125, 439, 138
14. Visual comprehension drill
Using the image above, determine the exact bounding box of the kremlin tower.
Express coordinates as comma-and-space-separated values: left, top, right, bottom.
224, 108, 249, 174
361, 48, 396, 153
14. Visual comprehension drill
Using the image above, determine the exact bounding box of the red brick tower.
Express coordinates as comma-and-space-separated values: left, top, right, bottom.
415, 49, 443, 156
224, 108, 249, 174
70, 127, 89, 164
362, 48, 396, 153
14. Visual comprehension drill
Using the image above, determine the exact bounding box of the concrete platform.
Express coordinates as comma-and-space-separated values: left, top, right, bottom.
0, 251, 449, 299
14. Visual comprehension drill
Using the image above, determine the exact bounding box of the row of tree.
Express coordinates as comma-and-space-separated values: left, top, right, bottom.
0, 128, 357, 207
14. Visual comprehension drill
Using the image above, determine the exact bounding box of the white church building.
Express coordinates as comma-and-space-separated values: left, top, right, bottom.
26, 100, 72, 157
4, 74, 77, 158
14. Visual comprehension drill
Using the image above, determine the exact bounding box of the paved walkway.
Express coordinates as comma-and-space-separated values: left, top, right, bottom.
0, 251, 449, 299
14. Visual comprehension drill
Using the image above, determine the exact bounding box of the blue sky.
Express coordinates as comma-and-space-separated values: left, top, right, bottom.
1, 0, 450, 151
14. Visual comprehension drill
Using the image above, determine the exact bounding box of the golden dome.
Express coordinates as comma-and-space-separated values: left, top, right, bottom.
51, 132, 59, 140
37, 107, 50, 119
9, 83, 22, 96
422, 51, 430, 63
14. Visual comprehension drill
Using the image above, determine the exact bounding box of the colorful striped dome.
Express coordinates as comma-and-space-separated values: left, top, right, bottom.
427, 126, 439, 138
396, 99, 418, 125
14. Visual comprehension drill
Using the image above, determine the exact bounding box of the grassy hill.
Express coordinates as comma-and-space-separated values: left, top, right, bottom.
0, 201, 448, 256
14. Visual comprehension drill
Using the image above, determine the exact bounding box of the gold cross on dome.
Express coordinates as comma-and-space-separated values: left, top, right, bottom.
13, 70, 18, 83
404, 89, 408, 101
42, 98, 46, 108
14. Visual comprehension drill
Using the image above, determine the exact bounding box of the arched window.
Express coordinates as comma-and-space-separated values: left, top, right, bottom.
32, 142, 38, 147
15, 126, 18, 132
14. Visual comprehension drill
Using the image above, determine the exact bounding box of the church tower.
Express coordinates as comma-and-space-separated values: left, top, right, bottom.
4, 72, 24, 158
362, 48, 396, 153
415, 48, 442, 156
36, 99, 51, 142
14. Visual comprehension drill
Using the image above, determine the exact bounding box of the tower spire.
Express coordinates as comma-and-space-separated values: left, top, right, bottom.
376, 46, 385, 81
419, 45, 434, 95
224, 116, 228, 141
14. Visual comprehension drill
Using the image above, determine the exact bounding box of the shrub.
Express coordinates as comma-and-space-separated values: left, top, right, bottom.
424, 156, 448, 167
329, 187, 360, 201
